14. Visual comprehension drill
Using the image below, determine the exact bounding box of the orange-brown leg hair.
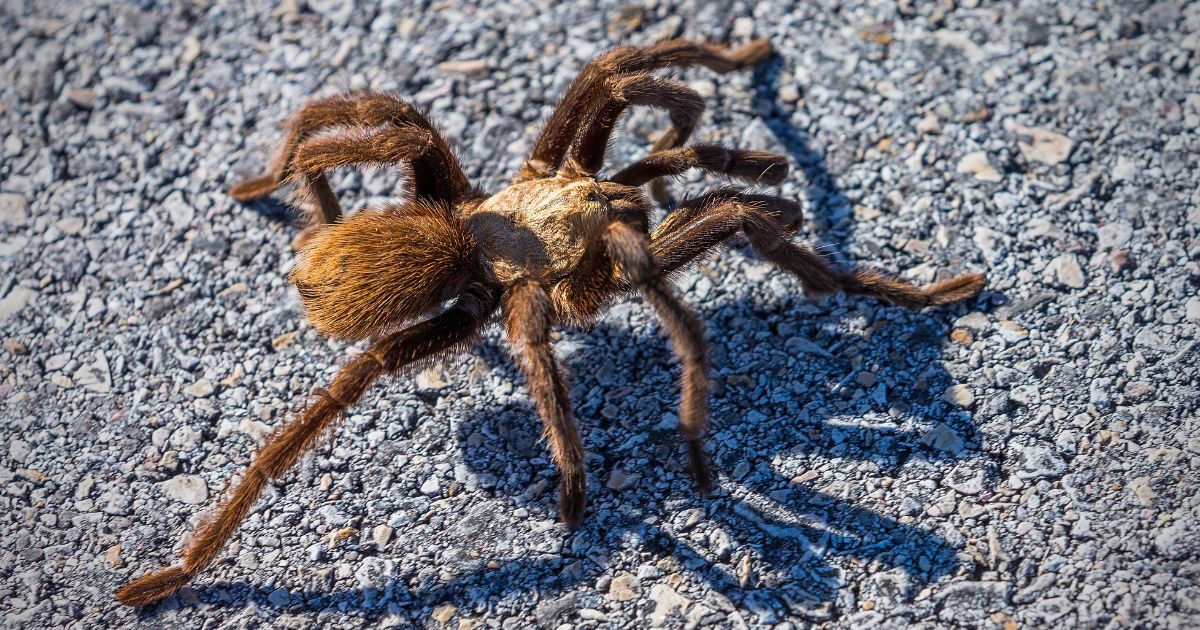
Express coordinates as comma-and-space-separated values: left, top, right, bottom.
562, 73, 705, 179
604, 222, 714, 492
609, 144, 789, 189
651, 190, 987, 306
114, 282, 499, 608
229, 91, 471, 206
285, 124, 438, 248
503, 281, 588, 527
519, 38, 773, 182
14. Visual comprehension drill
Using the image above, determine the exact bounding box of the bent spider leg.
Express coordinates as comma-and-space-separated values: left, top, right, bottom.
503, 280, 588, 528
229, 91, 470, 206
519, 38, 772, 181
114, 282, 499, 608
604, 222, 714, 492
610, 144, 789, 189
286, 125, 437, 247
561, 73, 705, 179
650, 190, 987, 306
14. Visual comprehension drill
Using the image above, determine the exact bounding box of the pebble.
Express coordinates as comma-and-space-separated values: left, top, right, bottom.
1004, 120, 1075, 164
648, 583, 690, 627
1044, 254, 1086, 289
0, 194, 29, 226
943, 384, 975, 408
184, 378, 215, 398
608, 574, 641, 601
957, 151, 1002, 182
0, 287, 35, 322
420, 476, 441, 496
160, 475, 209, 504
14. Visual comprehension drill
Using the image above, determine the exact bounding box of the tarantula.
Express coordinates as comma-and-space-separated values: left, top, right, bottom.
116, 38, 984, 607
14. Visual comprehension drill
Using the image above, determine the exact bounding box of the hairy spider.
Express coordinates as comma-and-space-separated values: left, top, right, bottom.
116, 39, 985, 607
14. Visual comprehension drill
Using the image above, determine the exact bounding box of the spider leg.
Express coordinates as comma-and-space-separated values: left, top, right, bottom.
285, 125, 438, 248
561, 73, 705, 180
651, 189, 987, 306
503, 280, 588, 527
519, 39, 772, 181
609, 144, 789, 189
114, 281, 499, 608
603, 222, 714, 492
229, 91, 471, 207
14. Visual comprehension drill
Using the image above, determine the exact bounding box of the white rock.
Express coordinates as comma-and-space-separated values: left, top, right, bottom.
416, 364, 448, 389
957, 152, 1002, 182
922, 423, 964, 454
161, 475, 208, 504
648, 583, 690, 627
1185, 297, 1200, 322
73, 352, 111, 393
184, 378, 215, 397
1097, 222, 1132, 250
943, 384, 976, 408
1005, 120, 1075, 165
1044, 254, 1086, 288
0, 287, 35, 322
608, 574, 641, 601
0, 193, 28, 226
420, 476, 440, 496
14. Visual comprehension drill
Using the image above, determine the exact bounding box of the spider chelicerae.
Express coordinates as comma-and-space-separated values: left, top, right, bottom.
116, 38, 984, 607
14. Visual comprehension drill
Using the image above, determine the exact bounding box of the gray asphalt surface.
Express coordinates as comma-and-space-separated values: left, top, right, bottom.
2, 0, 1199, 628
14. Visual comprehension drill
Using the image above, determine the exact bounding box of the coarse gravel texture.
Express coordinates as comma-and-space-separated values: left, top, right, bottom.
2, 0, 1198, 628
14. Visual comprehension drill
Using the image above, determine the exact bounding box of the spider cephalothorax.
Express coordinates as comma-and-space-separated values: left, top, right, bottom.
116, 39, 985, 607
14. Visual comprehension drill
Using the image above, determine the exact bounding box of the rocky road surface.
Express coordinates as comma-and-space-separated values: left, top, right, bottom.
2, 0, 1198, 627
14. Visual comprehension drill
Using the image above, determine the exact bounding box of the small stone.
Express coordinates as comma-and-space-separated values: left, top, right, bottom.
950, 329, 974, 345
957, 151, 1002, 182
1097, 222, 1133, 250
267, 587, 291, 606
606, 469, 629, 490
416, 365, 449, 390
181, 35, 202, 65
73, 352, 112, 393
648, 583, 690, 627
955, 312, 990, 331
420, 476, 441, 496
1184, 297, 1200, 322
161, 475, 208, 504
1112, 157, 1137, 182
608, 574, 641, 601
184, 378, 215, 398
373, 524, 393, 550
996, 321, 1029, 343
105, 544, 124, 568
944, 384, 975, 408
1004, 120, 1075, 165
271, 331, 298, 351
1044, 254, 1085, 289
578, 609, 608, 621
732, 16, 755, 38
432, 603, 457, 623
67, 88, 98, 108
354, 557, 395, 590
3, 339, 28, 355
0, 193, 29, 226
436, 59, 487, 74
922, 423, 964, 454
0, 287, 35, 322
946, 464, 987, 495
916, 113, 940, 134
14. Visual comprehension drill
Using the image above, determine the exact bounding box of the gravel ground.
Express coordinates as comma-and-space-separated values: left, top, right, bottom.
2, 0, 1199, 627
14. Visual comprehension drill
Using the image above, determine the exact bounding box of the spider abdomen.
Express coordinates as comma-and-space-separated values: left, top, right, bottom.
289, 200, 475, 340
